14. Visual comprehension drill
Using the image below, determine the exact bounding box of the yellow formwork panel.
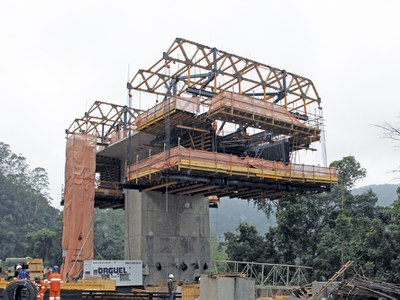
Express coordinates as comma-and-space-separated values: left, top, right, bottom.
0, 279, 116, 292
136, 108, 176, 131
182, 284, 200, 300
61, 279, 116, 291
0, 281, 8, 289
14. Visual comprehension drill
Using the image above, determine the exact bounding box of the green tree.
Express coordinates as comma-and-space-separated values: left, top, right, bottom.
330, 156, 366, 188
0, 142, 61, 263
221, 222, 276, 263
211, 235, 228, 260
93, 208, 124, 260
27, 228, 57, 264
223, 156, 400, 282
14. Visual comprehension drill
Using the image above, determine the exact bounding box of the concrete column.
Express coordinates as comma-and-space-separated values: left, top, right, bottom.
124, 190, 210, 286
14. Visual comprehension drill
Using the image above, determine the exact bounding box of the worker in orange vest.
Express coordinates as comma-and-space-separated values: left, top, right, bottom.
34, 276, 48, 300
48, 265, 63, 300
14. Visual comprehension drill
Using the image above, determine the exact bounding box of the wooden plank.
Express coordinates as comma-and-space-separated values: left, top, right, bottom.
177, 185, 217, 195
142, 181, 178, 192
169, 183, 205, 193
177, 124, 210, 133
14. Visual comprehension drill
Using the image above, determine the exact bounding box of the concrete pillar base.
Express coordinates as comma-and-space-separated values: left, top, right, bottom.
124, 190, 210, 286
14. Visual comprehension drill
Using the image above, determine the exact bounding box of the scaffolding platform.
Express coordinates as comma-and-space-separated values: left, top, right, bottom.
208, 91, 320, 144
135, 96, 210, 135
125, 146, 337, 200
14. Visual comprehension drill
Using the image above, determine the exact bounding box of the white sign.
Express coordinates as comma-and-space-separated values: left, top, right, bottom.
83, 260, 142, 286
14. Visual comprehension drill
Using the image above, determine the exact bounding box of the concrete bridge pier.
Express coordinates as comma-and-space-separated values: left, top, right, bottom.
124, 190, 211, 286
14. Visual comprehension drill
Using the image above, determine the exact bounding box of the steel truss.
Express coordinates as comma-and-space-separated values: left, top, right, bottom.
66, 101, 143, 145
128, 38, 321, 115
212, 260, 312, 289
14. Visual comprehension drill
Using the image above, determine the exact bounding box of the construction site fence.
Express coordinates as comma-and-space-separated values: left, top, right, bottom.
212, 260, 313, 288
126, 146, 338, 184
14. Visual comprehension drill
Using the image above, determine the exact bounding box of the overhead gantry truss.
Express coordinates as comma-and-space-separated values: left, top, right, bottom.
128, 37, 321, 115
66, 101, 143, 145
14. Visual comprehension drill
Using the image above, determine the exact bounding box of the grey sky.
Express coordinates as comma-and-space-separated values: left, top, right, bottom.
1, 0, 399, 208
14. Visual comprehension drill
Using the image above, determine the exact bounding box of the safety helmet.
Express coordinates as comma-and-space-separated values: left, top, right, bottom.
16, 265, 22, 270
53, 265, 59, 273
25, 269, 30, 274
168, 273, 174, 279
34, 276, 40, 283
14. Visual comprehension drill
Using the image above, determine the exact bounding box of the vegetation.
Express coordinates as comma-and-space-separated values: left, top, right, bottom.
2, 140, 400, 283
0, 142, 60, 266
221, 156, 400, 283
0, 142, 124, 267
93, 209, 124, 260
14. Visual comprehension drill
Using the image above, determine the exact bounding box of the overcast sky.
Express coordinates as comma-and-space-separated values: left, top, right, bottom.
1, 0, 399, 208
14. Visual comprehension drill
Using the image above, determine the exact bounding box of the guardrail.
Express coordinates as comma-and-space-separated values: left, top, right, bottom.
212, 260, 312, 288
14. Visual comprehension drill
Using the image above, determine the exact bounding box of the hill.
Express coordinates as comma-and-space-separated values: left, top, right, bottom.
210, 198, 275, 239
352, 184, 398, 206
210, 184, 399, 239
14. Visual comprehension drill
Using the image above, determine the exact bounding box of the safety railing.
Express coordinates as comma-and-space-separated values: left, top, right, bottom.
212, 260, 313, 288
208, 91, 321, 132
126, 146, 338, 185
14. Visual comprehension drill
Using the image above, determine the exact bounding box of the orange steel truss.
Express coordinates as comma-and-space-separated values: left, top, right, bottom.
63, 38, 337, 216
128, 38, 321, 116
61, 39, 337, 279
122, 38, 337, 200
61, 39, 338, 285
66, 101, 143, 146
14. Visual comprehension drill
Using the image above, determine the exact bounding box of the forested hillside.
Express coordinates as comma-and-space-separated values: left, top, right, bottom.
352, 184, 398, 206
3, 140, 400, 283
0, 142, 125, 266
0, 142, 61, 265
221, 156, 400, 283
210, 183, 399, 239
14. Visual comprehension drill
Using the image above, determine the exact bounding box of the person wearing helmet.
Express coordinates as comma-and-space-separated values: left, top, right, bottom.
15, 265, 27, 280
48, 265, 63, 300
167, 274, 175, 300
14, 265, 22, 279
35, 276, 48, 300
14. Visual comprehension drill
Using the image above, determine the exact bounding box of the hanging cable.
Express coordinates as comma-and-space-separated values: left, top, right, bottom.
66, 221, 95, 282
319, 107, 328, 167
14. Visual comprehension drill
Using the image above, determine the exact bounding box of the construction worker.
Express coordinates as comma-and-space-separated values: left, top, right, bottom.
15, 265, 27, 280
35, 276, 48, 300
25, 268, 31, 280
167, 273, 175, 300
48, 265, 63, 300
14, 265, 22, 279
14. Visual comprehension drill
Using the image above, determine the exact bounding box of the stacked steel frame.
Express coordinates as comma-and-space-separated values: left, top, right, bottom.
62, 38, 338, 280
65, 38, 337, 204
123, 38, 337, 200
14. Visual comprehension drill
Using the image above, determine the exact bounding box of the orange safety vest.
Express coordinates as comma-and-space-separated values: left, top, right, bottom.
48, 272, 63, 292
36, 279, 48, 300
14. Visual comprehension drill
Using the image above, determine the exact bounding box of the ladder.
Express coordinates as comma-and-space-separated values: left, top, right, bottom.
310, 260, 353, 300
